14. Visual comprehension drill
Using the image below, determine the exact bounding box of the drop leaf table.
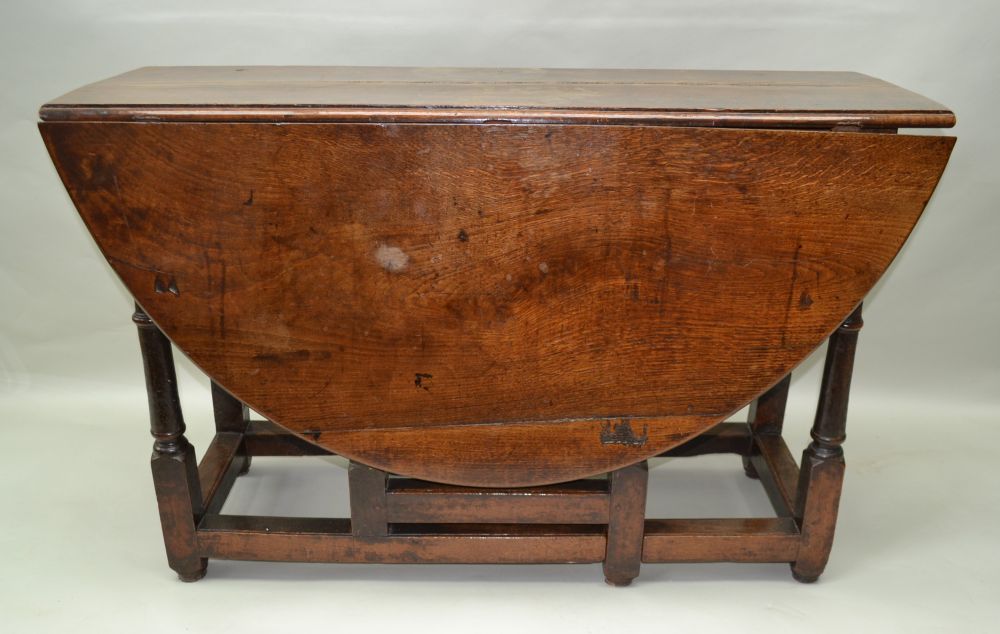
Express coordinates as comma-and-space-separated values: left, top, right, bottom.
39, 67, 955, 585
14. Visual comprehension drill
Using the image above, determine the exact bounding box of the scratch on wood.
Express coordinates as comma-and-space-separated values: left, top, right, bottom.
780, 244, 802, 347
658, 203, 672, 317
219, 260, 227, 338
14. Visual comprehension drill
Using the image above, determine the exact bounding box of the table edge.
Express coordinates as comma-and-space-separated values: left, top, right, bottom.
37, 104, 956, 128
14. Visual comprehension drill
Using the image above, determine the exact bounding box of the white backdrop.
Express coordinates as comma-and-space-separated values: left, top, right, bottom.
1, 2, 998, 633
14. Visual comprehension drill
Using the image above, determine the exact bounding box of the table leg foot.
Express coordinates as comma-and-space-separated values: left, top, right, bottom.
602, 461, 647, 587
791, 566, 820, 584
177, 560, 208, 582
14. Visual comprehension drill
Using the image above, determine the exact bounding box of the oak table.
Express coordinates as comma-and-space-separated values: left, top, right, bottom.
39, 67, 955, 585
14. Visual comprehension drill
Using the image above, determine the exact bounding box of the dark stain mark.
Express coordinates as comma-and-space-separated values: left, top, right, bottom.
78, 154, 118, 194
300, 429, 322, 440
254, 349, 311, 363
545, 130, 553, 140
414, 373, 433, 391
457, 228, 469, 242
244, 189, 255, 206
799, 291, 814, 309
600, 419, 649, 447
444, 293, 511, 326
154, 275, 179, 296
127, 206, 150, 224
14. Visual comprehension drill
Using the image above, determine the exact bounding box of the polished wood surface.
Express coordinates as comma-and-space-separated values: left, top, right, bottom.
41, 67, 956, 582
39, 66, 955, 129
41, 121, 953, 486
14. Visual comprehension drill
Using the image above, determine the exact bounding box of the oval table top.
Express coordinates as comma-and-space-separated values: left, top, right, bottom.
40, 67, 955, 486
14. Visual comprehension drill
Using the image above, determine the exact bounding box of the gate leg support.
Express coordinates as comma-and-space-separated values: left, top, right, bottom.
603, 461, 648, 586
134, 304, 206, 582
349, 461, 389, 538
211, 380, 252, 475
792, 304, 862, 583
743, 373, 792, 479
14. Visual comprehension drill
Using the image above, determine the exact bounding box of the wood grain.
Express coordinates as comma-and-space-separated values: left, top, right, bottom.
39, 66, 955, 129
642, 518, 801, 563
385, 477, 610, 524
197, 515, 608, 564
41, 122, 954, 486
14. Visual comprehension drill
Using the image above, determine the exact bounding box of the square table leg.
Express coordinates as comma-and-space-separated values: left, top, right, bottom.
603, 461, 649, 586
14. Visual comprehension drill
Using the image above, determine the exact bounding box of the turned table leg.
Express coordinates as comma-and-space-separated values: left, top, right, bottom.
133, 304, 207, 582
743, 373, 792, 479
791, 304, 863, 583
211, 381, 252, 475
604, 461, 648, 586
